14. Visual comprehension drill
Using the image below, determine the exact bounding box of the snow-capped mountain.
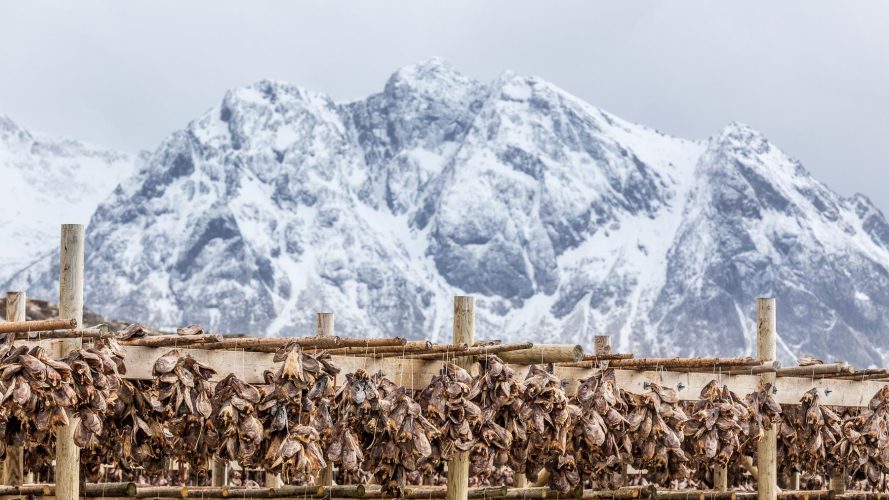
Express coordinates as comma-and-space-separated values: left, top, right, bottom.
0, 115, 136, 282
5, 59, 889, 366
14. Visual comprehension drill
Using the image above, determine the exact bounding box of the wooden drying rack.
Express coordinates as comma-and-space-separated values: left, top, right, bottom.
1, 224, 886, 500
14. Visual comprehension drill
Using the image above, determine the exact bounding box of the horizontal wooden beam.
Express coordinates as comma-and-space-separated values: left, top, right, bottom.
119, 346, 448, 388
12, 342, 887, 407
412, 342, 534, 360
0, 318, 76, 334
776, 362, 853, 377
497, 343, 581, 363
605, 356, 759, 370
552, 366, 887, 407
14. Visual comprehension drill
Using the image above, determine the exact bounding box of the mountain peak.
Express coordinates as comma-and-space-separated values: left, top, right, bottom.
391, 57, 457, 78
385, 58, 481, 98
224, 79, 323, 106
709, 121, 774, 158
0, 114, 31, 142
717, 120, 766, 142
0, 113, 17, 130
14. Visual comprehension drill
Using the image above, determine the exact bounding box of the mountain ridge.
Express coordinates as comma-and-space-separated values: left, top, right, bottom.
3, 59, 888, 366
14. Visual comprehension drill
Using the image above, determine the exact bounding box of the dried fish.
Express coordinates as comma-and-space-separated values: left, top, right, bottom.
259, 346, 339, 482
331, 369, 439, 496
151, 349, 216, 467
626, 383, 690, 485
419, 363, 480, 460
778, 388, 842, 479
115, 323, 148, 340
746, 382, 782, 437
0, 345, 75, 463
211, 373, 262, 465
518, 365, 581, 494
829, 385, 889, 487
467, 355, 524, 482
682, 380, 757, 481
570, 368, 631, 488
63, 339, 126, 449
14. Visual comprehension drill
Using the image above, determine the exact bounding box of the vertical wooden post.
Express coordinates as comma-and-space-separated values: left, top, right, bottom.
316, 312, 334, 338
316, 312, 334, 487
829, 468, 846, 495
56, 225, 84, 500
513, 474, 527, 489
264, 471, 283, 488
593, 335, 612, 354
756, 298, 777, 500
447, 297, 474, 500
714, 465, 728, 492
211, 459, 227, 487
3, 292, 25, 486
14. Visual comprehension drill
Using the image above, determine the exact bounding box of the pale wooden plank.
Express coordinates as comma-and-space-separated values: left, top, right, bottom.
11, 344, 886, 407
3, 292, 25, 486
757, 298, 777, 500
56, 224, 84, 500
447, 297, 473, 500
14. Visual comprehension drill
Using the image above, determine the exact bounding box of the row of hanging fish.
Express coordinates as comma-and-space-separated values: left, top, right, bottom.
2, 333, 888, 494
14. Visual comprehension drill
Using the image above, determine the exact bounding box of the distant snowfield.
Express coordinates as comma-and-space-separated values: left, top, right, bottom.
3, 59, 889, 367
0, 115, 136, 281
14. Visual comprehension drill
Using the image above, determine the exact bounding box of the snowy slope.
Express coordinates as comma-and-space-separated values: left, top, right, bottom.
5, 59, 889, 365
0, 115, 136, 281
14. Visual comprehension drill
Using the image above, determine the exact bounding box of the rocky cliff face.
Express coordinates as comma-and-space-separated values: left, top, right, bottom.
5, 59, 889, 366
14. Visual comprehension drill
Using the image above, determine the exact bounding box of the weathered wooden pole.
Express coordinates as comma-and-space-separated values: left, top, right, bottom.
497, 344, 581, 363
0, 317, 77, 334
3, 292, 25, 486
714, 464, 728, 492
316, 312, 334, 337
56, 224, 84, 500
265, 471, 284, 487
317, 312, 334, 487
447, 297, 474, 500
756, 298, 777, 500
211, 459, 227, 487
594, 335, 612, 355
829, 468, 846, 495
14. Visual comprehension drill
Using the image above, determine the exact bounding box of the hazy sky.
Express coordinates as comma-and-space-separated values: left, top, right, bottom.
2, 1, 888, 213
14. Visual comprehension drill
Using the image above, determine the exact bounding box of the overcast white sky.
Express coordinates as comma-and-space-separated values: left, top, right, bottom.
1, 1, 888, 212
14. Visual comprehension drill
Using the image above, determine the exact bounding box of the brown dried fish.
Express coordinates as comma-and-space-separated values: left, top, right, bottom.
467, 355, 524, 483
626, 383, 690, 485
778, 388, 842, 479
258, 346, 339, 482
331, 369, 439, 496
419, 363, 480, 459
151, 349, 216, 466
63, 339, 125, 449
829, 385, 889, 487
211, 373, 263, 465
570, 368, 631, 488
518, 365, 581, 494
682, 380, 757, 480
